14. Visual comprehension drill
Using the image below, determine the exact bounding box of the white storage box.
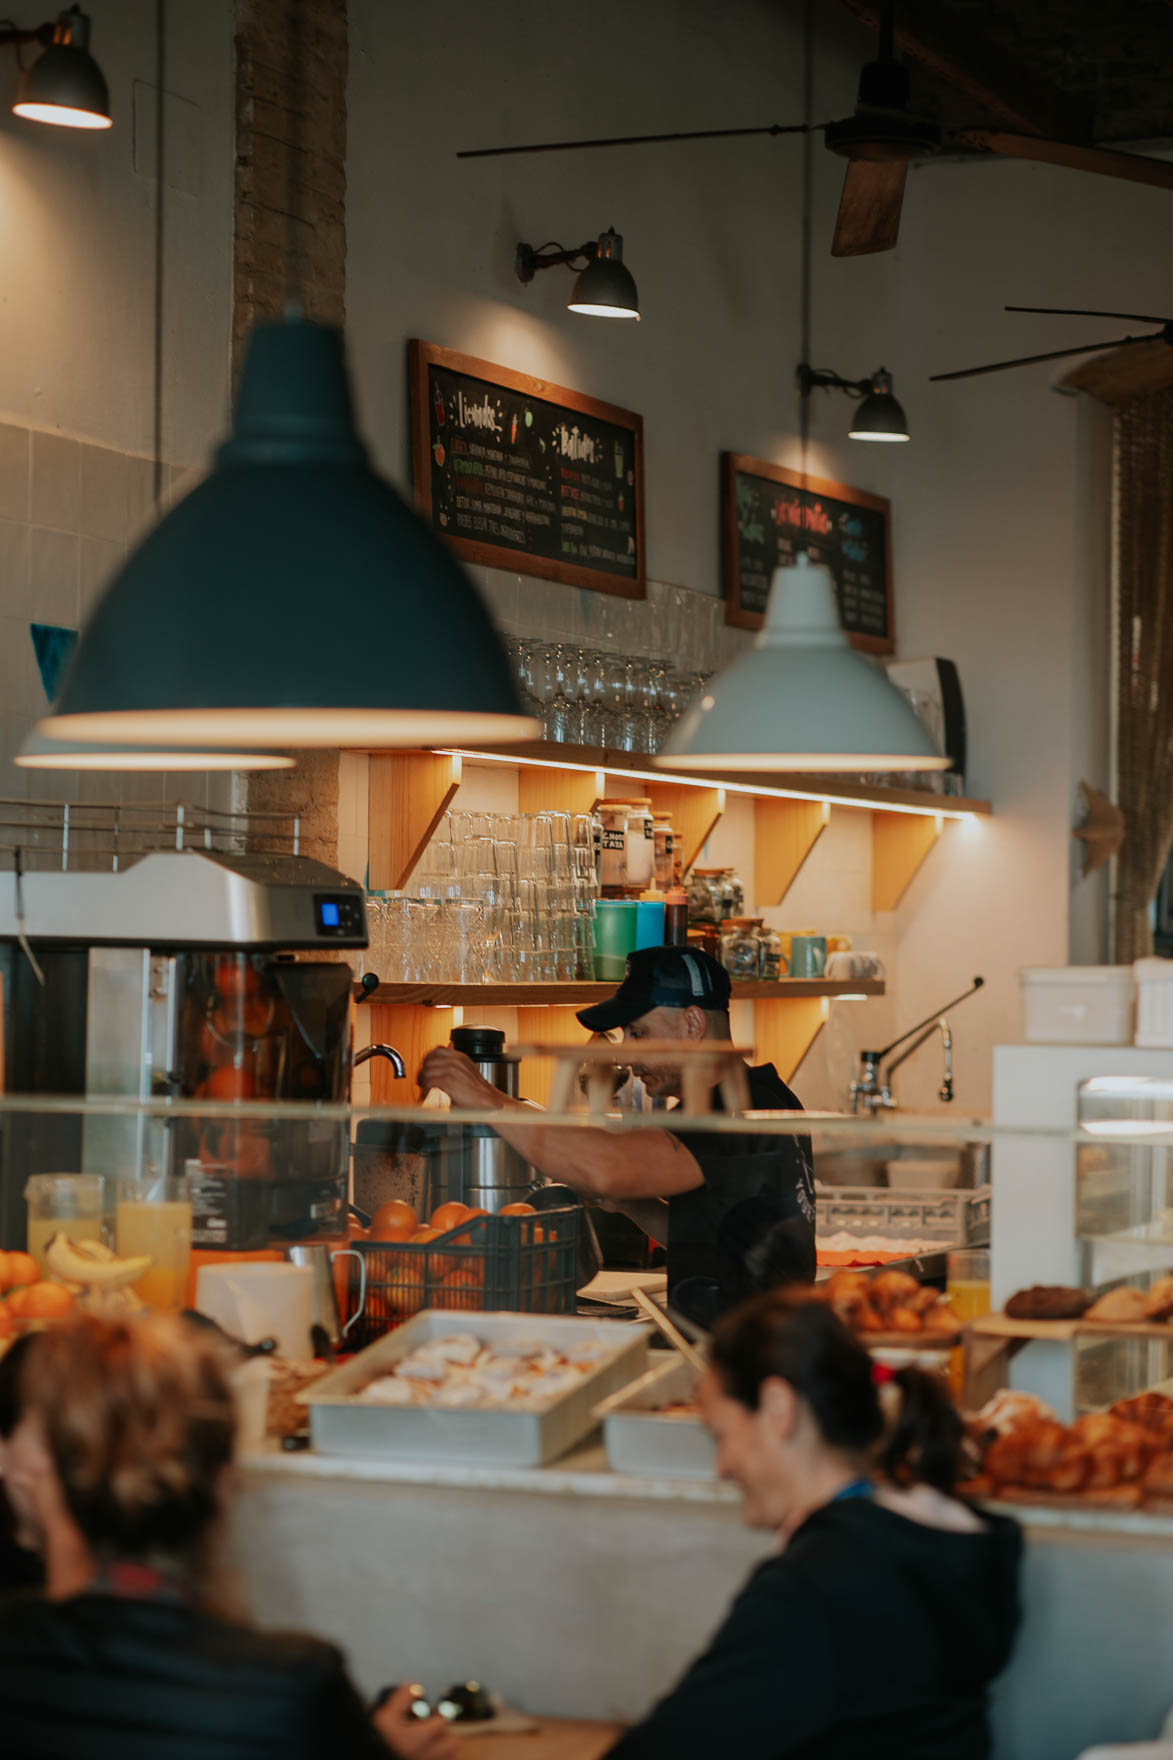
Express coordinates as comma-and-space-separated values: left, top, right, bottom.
1020, 966, 1135, 1045
304, 1310, 647, 1467
594, 1357, 715, 1480
1133, 958, 1173, 1047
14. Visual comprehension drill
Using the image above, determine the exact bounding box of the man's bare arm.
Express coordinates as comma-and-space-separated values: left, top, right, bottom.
418, 1048, 704, 1201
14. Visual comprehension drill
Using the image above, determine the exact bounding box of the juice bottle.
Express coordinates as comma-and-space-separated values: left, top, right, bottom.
945, 1248, 990, 1403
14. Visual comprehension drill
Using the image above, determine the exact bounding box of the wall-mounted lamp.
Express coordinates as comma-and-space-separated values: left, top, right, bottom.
515, 227, 640, 320
3, 5, 110, 129
796, 364, 909, 442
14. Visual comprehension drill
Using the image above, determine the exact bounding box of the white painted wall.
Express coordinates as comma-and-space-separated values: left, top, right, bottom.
0, 0, 235, 807
344, 0, 1173, 1114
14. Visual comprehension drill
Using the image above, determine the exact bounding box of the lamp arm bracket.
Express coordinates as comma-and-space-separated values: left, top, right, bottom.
795, 364, 870, 400
0, 22, 56, 48
515, 239, 598, 283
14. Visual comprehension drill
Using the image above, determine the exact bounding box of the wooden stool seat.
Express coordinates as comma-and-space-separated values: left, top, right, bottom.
508, 1039, 755, 1117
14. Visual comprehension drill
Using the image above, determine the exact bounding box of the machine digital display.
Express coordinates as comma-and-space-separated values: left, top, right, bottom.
313, 893, 363, 938
319, 901, 340, 928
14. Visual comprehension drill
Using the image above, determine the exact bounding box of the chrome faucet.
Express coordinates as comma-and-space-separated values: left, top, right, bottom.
848, 977, 981, 1114
354, 1044, 406, 1078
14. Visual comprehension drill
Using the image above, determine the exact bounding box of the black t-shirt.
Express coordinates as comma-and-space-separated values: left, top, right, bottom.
666, 1063, 815, 1327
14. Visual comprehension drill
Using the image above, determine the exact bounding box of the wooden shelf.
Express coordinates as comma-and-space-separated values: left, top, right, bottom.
359, 978, 885, 1007
440, 741, 992, 817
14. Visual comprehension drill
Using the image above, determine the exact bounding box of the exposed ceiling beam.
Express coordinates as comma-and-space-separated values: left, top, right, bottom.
828, 0, 1092, 143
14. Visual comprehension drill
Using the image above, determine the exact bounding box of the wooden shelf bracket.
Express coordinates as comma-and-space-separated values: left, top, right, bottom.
872, 810, 943, 912
368, 752, 462, 892
518, 765, 605, 817
754, 798, 830, 908
751, 997, 828, 1084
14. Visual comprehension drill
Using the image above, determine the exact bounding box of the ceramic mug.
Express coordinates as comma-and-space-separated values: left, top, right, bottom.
789, 934, 827, 978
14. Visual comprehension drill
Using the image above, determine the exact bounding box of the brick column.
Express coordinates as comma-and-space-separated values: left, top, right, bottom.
234, 0, 348, 868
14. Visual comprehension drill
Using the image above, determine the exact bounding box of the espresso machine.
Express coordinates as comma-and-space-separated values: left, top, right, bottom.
0, 848, 367, 1251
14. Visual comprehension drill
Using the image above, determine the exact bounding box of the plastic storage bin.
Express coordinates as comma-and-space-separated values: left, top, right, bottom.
1019, 966, 1135, 1045
1133, 957, 1173, 1047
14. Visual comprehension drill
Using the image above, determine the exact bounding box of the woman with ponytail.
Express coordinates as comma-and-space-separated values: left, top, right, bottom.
605, 1291, 1021, 1760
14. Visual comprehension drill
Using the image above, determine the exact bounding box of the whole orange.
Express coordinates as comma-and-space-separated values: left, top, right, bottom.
17, 1282, 75, 1321
4, 1252, 40, 1292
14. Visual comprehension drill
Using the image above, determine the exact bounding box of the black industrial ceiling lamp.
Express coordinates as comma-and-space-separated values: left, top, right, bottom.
515, 227, 640, 319
5, 5, 111, 129
796, 363, 909, 441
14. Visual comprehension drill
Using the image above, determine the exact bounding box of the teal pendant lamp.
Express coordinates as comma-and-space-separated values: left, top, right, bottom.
41, 319, 539, 750
657, 554, 947, 773
16, 729, 293, 771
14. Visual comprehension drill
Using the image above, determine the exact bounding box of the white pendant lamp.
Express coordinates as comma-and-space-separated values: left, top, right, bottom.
656, 555, 947, 773
16, 729, 293, 772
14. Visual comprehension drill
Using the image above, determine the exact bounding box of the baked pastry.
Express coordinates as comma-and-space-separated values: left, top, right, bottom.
921, 1302, 963, 1335
886, 1306, 924, 1333
1143, 1275, 1173, 1322
970, 1390, 1057, 1438
1110, 1391, 1173, 1436
1004, 1285, 1090, 1321
868, 1270, 922, 1314
1142, 1451, 1173, 1500
1084, 1286, 1149, 1323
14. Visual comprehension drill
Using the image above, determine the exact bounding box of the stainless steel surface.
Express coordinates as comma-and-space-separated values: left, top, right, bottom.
286, 1243, 367, 1346
355, 1044, 406, 1078
81, 947, 169, 1194
305, 1310, 649, 1467
0, 850, 367, 950
595, 1357, 715, 1480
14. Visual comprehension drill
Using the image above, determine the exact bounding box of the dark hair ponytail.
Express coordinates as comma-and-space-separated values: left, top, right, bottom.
879, 1366, 966, 1495
711, 1290, 967, 1496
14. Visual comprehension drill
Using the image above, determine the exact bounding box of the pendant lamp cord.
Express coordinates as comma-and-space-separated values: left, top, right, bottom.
151, 0, 166, 509
285, 0, 305, 316
797, 0, 814, 557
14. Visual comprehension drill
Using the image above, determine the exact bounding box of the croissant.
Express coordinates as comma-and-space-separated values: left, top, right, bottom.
921, 1302, 963, 1335
1084, 1286, 1149, 1323
1142, 1452, 1173, 1500
854, 1302, 887, 1332
1085, 1445, 1125, 1491
1143, 1275, 1173, 1322
983, 1434, 1029, 1486
1045, 1445, 1092, 1493
1022, 1420, 1069, 1484
869, 1271, 922, 1313
910, 1285, 941, 1315
886, 1306, 924, 1333
1072, 1414, 1119, 1448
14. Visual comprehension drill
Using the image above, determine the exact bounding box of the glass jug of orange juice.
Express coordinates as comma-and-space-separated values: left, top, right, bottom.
115, 1174, 192, 1311
24, 1174, 105, 1274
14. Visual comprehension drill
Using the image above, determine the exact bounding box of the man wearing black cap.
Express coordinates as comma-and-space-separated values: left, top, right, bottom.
418, 946, 815, 1327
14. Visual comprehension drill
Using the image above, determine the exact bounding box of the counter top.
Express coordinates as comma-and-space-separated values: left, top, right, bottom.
242, 1442, 1173, 1536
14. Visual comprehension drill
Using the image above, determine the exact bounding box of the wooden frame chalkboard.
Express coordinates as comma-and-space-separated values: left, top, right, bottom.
722, 453, 894, 656
409, 340, 646, 600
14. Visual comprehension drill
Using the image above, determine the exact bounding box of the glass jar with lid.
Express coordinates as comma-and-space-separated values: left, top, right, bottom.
687, 868, 725, 925
719, 918, 764, 980
759, 926, 788, 981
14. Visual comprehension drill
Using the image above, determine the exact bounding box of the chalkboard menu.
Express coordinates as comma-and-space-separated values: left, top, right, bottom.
409, 341, 645, 600
722, 453, 894, 655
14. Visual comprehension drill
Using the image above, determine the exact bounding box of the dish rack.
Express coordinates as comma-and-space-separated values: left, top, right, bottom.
817, 1185, 991, 1248
0, 797, 301, 873
344, 1208, 581, 1349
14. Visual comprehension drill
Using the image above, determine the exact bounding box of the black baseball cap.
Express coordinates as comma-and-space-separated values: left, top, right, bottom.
576, 946, 731, 1033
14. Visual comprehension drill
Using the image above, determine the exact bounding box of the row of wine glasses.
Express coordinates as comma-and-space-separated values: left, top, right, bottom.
508, 638, 712, 753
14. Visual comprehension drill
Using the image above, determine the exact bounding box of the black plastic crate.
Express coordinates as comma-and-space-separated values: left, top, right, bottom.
345, 1208, 580, 1349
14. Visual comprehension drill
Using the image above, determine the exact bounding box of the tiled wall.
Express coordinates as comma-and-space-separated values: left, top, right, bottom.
0, 421, 226, 812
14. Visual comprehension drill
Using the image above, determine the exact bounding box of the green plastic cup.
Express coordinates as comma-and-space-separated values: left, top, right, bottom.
592, 900, 640, 980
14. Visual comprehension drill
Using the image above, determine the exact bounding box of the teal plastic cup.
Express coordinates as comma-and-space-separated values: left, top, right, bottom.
593, 900, 640, 980
635, 900, 665, 950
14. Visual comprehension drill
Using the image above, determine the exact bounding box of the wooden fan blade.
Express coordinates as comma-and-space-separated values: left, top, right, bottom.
930, 332, 1159, 383
957, 130, 1173, 193
831, 159, 908, 257
1006, 305, 1173, 325
457, 121, 808, 160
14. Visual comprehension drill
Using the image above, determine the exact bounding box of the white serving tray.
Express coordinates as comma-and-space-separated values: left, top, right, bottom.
306, 1310, 648, 1468
594, 1356, 716, 1480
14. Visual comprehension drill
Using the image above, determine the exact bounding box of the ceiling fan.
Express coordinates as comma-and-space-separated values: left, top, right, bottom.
457, 1, 1173, 259
930, 306, 1173, 382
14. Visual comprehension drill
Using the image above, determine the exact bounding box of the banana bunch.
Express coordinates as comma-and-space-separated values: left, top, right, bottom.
45, 1233, 153, 1315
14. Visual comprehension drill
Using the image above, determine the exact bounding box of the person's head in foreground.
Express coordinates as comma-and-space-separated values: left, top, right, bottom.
576, 946, 733, 1099
702, 1288, 972, 1532
0, 1316, 457, 1760
4, 1312, 234, 1595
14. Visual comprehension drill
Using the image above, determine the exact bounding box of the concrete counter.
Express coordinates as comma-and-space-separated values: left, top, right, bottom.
234, 1446, 1173, 1760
